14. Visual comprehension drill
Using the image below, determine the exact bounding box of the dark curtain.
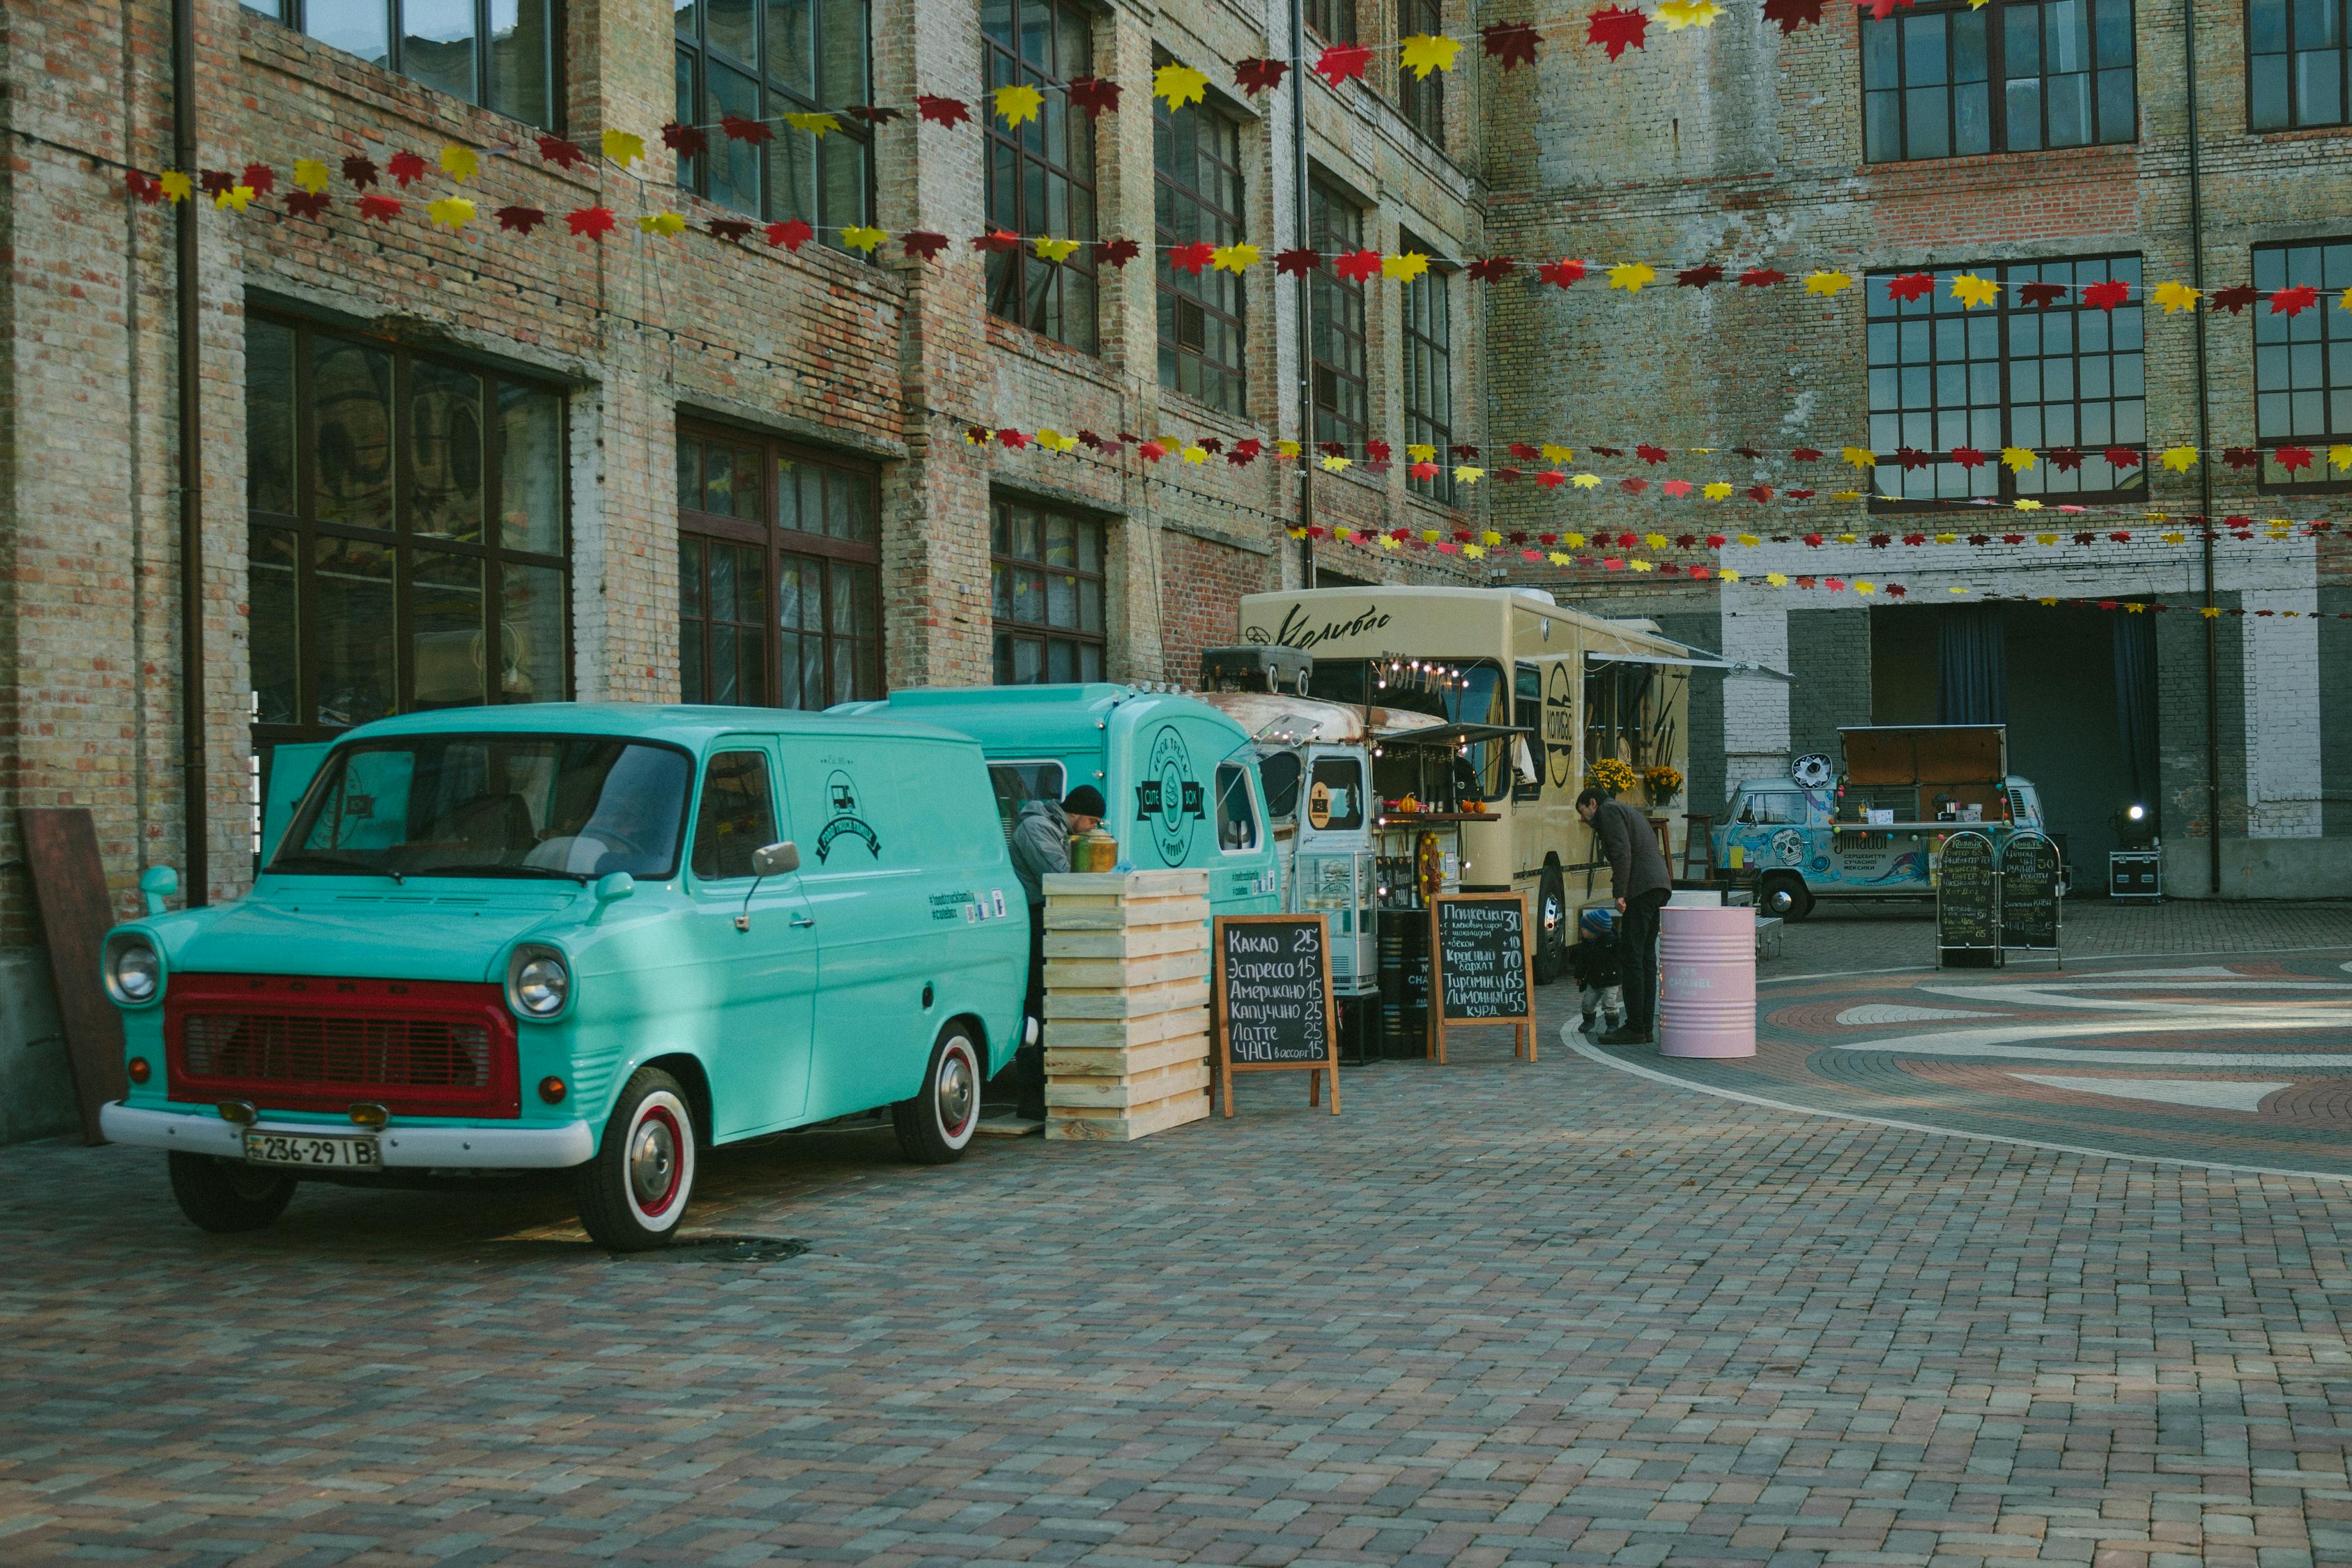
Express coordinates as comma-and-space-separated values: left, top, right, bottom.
2112, 612, 2160, 805
1936, 606, 2006, 724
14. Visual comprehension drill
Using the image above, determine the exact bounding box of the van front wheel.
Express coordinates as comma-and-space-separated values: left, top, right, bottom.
167, 1153, 295, 1233
1760, 873, 1815, 921
575, 1067, 698, 1252
894, 1026, 982, 1164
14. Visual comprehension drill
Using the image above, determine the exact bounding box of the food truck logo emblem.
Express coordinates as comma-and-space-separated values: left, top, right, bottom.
1544, 664, 1576, 787
815, 769, 881, 862
1307, 780, 1334, 830
1133, 725, 1205, 866
1769, 828, 1806, 868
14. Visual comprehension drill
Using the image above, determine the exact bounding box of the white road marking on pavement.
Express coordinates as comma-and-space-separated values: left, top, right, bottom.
1834, 1003, 2001, 1027
2008, 1073, 2290, 1112
1761, 944, 2352, 987
1562, 1022, 2352, 1185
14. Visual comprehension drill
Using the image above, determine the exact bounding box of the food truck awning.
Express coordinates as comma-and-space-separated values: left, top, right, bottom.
1583, 648, 1796, 681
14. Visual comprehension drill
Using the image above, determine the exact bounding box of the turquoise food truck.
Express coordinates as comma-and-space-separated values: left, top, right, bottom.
1713, 724, 2056, 918
98, 703, 1029, 1250
833, 685, 1283, 914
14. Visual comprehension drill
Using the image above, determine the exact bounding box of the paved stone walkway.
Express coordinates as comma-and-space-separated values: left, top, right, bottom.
7, 911, 2352, 1567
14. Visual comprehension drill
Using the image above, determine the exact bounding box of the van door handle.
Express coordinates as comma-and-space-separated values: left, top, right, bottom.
790, 914, 817, 928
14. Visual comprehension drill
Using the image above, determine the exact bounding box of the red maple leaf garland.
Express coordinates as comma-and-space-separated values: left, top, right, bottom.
1859, 0, 1914, 18
1233, 57, 1290, 95
916, 95, 972, 128
767, 218, 814, 250
1739, 267, 1788, 287
1620, 477, 1648, 494
2103, 445, 2143, 469
2018, 281, 2068, 308
1534, 470, 1567, 489
2223, 446, 2262, 471
2270, 284, 2319, 316
240, 162, 277, 196
386, 150, 429, 186
707, 219, 755, 242
662, 121, 709, 158
2211, 285, 2258, 314
1332, 249, 1383, 282
358, 193, 402, 222
1169, 241, 1215, 275
1538, 257, 1588, 288
1790, 447, 1824, 461
2047, 446, 2084, 471
1094, 237, 1142, 268
537, 135, 589, 170
1482, 20, 1542, 68
1893, 447, 1931, 471
286, 192, 333, 219
1509, 443, 1542, 461
1066, 77, 1121, 118
1676, 264, 1725, 289
899, 230, 950, 261
971, 229, 1020, 254
1761, 0, 1826, 31
1229, 438, 1262, 466
566, 205, 617, 239
497, 205, 547, 234
1587, 5, 1649, 58
847, 105, 903, 123
1637, 444, 1671, 464
1314, 42, 1374, 84
1275, 247, 1322, 277
1746, 485, 1774, 504
2278, 445, 2316, 472
1885, 272, 1935, 303
2081, 277, 2132, 310
1468, 256, 1514, 282
127, 171, 164, 204
341, 155, 380, 189
721, 113, 772, 144
199, 170, 238, 197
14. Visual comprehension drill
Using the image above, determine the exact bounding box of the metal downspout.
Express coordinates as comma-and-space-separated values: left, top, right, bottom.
2180, 0, 2220, 896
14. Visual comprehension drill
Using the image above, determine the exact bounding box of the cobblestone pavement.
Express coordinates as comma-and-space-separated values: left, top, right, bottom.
1769, 900, 2352, 979
8, 908, 2352, 1567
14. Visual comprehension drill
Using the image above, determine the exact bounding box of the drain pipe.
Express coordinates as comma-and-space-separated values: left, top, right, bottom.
1289, 0, 1314, 589
2180, 0, 2219, 897
173, 0, 208, 905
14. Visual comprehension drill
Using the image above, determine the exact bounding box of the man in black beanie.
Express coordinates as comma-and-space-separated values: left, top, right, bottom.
1008, 784, 1105, 1116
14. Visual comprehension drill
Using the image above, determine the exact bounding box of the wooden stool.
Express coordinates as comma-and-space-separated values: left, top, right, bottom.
1680, 814, 1715, 883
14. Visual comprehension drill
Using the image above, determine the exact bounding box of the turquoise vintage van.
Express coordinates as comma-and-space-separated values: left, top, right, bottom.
832, 686, 1282, 914
98, 703, 1028, 1250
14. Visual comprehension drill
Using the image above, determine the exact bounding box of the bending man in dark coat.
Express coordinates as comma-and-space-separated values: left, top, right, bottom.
1576, 787, 1673, 1045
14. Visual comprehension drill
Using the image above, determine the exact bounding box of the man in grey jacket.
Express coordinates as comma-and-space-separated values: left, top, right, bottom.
1576, 787, 1673, 1045
1008, 786, 1105, 1116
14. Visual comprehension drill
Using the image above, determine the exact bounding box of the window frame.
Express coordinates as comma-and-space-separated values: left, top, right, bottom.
1153, 81, 1248, 415
990, 497, 1108, 684
1401, 241, 1456, 507
982, 0, 1099, 352
689, 745, 783, 883
676, 420, 885, 709
1864, 253, 2150, 510
1305, 0, 1356, 41
1859, 0, 2138, 164
2251, 238, 2352, 493
1215, 761, 1261, 852
1307, 174, 1369, 452
671, 0, 874, 235
243, 0, 563, 130
246, 311, 574, 786
1397, 0, 1445, 141
2248, 0, 2352, 130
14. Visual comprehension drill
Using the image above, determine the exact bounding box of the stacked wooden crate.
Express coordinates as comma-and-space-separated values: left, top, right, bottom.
1040, 869, 1211, 1141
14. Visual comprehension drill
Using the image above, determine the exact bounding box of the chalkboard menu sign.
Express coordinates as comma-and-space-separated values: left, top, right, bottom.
1935, 830, 2001, 964
1213, 914, 1339, 1116
2000, 833, 2062, 955
1430, 893, 1539, 1063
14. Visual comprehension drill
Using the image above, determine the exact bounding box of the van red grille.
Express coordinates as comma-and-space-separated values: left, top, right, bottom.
164, 975, 519, 1117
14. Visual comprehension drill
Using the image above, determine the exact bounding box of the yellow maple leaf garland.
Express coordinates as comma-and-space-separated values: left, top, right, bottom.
994, 84, 1045, 125
1398, 33, 1463, 77
1950, 272, 2000, 308
438, 144, 479, 182
1608, 262, 1657, 293
1153, 63, 1210, 107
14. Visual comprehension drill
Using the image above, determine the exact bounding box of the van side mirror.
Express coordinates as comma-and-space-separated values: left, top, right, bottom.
139, 866, 178, 917
587, 870, 635, 923
751, 841, 800, 877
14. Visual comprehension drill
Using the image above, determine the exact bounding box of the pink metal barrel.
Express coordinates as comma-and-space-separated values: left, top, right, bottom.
1657, 906, 1757, 1059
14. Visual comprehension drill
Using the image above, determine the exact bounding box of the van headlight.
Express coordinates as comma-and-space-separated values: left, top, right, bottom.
506, 945, 571, 1019
105, 935, 162, 1006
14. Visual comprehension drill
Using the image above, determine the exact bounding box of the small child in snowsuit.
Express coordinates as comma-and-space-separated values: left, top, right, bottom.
1569, 907, 1624, 1036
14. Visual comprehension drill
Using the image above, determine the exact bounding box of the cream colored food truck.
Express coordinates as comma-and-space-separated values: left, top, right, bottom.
1238, 586, 1698, 984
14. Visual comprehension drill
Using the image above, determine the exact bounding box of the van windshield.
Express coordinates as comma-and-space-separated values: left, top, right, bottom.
272, 735, 694, 882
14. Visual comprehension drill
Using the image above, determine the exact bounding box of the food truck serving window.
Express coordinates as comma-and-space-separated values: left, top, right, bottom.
987, 760, 1067, 844
1309, 657, 1508, 801
1306, 756, 1365, 831
1215, 762, 1259, 850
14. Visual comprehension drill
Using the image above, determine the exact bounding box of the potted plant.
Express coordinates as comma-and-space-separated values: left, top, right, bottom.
1583, 758, 1637, 798
1643, 764, 1684, 809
